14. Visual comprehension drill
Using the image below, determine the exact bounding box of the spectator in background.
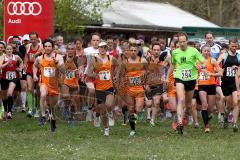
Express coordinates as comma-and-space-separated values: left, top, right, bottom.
56, 35, 66, 55
19, 34, 30, 60
201, 32, 221, 60
187, 41, 195, 48
12, 35, 21, 47
107, 35, 118, 58
128, 37, 136, 44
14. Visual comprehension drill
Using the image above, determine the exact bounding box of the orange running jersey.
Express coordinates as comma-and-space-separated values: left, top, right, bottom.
94, 55, 113, 91
63, 58, 79, 88
125, 57, 145, 97
146, 57, 163, 86
198, 57, 215, 86
168, 69, 176, 97
40, 53, 59, 95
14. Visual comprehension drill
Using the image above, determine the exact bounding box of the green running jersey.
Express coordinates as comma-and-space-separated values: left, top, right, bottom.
172, 47, 204, 81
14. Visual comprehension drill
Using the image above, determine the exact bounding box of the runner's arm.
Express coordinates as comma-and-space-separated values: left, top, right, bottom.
235, 68, 240, 92
16, 55, 23, 71
0, 55, 9, 69
85, 57, 97, 78
211, 58, 223, 77
56, 54, 65, 74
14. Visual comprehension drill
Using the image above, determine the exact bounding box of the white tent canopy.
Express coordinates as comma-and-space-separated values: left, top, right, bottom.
102, 0, 219, 29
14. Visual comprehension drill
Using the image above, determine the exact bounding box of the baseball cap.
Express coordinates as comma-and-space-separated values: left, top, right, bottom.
22, 34, 30, 41
99, 41, 107, 47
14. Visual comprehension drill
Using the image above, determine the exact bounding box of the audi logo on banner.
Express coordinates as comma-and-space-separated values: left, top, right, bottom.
7, 2, 42, 16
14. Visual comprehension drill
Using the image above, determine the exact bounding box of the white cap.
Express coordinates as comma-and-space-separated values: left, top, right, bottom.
98, 41, 107, 47
22, 34, 30, 41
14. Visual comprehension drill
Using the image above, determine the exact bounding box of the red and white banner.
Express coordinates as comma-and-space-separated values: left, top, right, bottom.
4, 0, 54, 42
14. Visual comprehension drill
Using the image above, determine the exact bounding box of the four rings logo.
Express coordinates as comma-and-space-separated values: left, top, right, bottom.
7, 2, 42, 16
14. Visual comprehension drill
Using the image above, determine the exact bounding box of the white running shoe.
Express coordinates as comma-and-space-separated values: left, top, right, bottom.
86, 109, 93, 122
108, 112, 115, 127
150, 119, 155, 127
104, 128, 109, 136
34, 110, 40, 118
93, 112, 101, 127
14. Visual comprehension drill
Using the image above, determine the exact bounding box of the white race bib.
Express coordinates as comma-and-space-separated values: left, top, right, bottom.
6, 71, 16, 80
66, 71, 75, 79
181, 69, 192, 80
99, 71, 111, 80
129, 76, 141, 86
199, 72, 210, 80
226, 67, 236, 77
43, 67, 56, 77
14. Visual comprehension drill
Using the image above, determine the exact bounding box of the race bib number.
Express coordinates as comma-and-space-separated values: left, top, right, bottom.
129, 76, 141, 86
66, 71, 75, 79
226, 67, 236, 77
6, 71, 16, 80
199, 72, 210, 80
151, 73, 160, 82
43, 67, 56, 77
181, 69, 192, 80
99, 71, 111, 80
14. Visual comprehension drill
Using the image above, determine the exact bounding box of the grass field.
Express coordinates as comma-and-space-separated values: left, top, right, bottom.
0, 113, 240, 160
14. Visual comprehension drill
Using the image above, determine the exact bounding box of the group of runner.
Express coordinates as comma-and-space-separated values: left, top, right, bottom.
0, 31, 240, 136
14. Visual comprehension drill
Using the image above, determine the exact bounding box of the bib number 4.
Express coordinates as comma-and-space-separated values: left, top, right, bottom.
99, 71, 111, 80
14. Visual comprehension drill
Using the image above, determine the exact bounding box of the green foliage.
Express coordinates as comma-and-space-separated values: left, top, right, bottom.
54, 0, 111, 36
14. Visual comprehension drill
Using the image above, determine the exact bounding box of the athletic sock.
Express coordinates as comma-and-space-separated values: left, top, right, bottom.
20, 91, 27, 108
27, 92, 33, 110
201, 110, 209, 126
129, 114, 136, 131
7, 96, 13, 113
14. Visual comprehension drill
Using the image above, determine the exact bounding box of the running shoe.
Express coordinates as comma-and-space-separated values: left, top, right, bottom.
104, 128, 109, 136
7, 112, 12, 119
86, 109, 93, 122
93, 112, 101, 127
188, 115, 193, 125
172, 121, 177, 131
108, 112, 115, 127
233, 124, 238, 132
27, 110, 33, 118
150, 119, 155, 127
34, 110, 40, 118
3, 112, 7, 122
129, 130, 136, 137
194, 123, 199, 129
204, 124, 210, 133
38, 117, 46, 126
177, 124, 184, 134
228, 112, 233, 123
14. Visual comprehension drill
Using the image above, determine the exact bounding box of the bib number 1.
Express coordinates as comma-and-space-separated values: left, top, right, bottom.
6, 71, 16, 80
